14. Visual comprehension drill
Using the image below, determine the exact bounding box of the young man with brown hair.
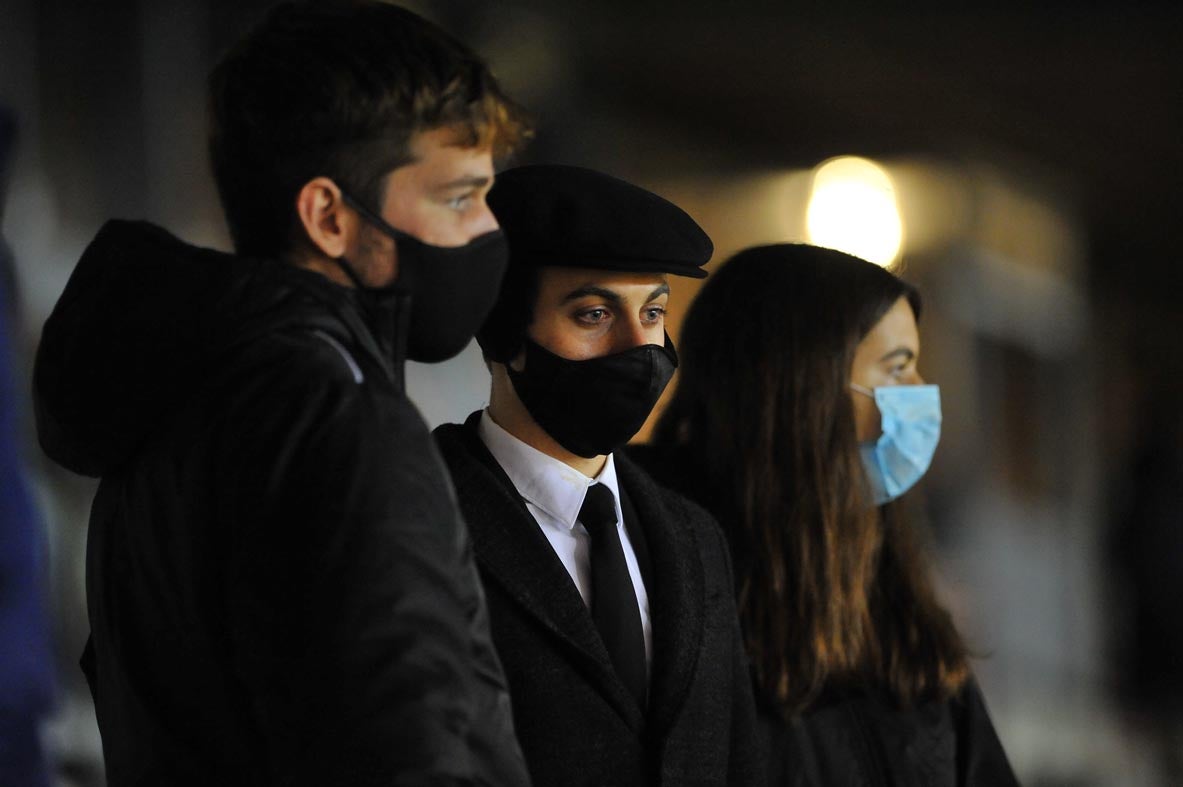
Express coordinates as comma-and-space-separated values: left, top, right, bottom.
34, 3, 531, 784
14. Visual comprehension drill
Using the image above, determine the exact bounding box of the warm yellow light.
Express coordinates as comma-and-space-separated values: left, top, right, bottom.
806, 156, 904, 267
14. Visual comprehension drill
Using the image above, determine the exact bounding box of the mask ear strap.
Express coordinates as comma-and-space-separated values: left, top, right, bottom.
329, 254, 368, 290
850, 382, 875, 398
334, 189, 406, 290
341, 190, 408, 242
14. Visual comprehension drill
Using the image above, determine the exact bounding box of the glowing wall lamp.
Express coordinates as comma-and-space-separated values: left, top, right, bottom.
806, 156, 904, 267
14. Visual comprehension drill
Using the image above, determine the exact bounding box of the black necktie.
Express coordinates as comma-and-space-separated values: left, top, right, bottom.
578, 483, 647, 708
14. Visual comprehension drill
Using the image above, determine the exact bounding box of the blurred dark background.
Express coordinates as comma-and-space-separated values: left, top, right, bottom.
2, 1, 1181, 784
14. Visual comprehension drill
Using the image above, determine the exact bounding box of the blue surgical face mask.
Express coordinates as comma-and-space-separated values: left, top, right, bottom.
851, 383, 941, 505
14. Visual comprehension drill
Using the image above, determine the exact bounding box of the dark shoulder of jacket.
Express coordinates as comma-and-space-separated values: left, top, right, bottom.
229, 323, 391, 387
625, 442, 751, 579
620, 451, 719, 525
624, 442, 688, 494
624, 441, 725, 514
208, 329, 443, 533
211, 327, 421, 446
617, 450, 734, 568
432, 417, 477, 458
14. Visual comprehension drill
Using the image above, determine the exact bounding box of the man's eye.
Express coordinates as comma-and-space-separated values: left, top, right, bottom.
447, 194, 473, 211
576, 308, 610, 325
642, 306, 667, 323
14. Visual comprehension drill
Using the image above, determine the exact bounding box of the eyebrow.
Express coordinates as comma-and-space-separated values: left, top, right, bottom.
434, 175, 493, 191
878, 347, 916, 364
646, 282, 671, 301
560, 281, 671, 305
562, 285, 623, 305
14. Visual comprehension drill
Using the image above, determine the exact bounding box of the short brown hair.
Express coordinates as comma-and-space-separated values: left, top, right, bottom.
208, 0, 530, 257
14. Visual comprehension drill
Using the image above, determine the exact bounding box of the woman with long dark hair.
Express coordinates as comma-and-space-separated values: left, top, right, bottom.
636, 244, 1018, 785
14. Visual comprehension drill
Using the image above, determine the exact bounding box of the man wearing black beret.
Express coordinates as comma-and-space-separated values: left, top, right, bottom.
433, 164, 763, 786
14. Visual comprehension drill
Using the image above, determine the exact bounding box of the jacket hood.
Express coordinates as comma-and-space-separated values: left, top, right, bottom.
34, 220, 385, 477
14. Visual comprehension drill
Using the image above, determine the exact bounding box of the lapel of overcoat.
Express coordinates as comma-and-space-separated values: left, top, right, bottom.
434, 413, 645, 732
614, 452, 707, 740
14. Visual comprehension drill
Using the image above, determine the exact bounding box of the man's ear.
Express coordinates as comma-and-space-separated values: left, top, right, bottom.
506, 346, 527, 372
295, 177, 356, 259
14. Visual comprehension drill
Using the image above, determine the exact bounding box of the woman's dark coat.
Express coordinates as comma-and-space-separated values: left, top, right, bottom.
760, 682, 1017, 786
33, 221, 529, 786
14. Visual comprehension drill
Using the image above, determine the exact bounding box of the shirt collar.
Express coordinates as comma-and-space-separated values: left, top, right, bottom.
478, 409, 620, 531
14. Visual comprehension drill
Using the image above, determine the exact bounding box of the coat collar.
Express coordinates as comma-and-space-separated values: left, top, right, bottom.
434, 413, 705, 738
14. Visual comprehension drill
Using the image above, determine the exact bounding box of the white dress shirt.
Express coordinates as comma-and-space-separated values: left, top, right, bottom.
478, 410, 652, 669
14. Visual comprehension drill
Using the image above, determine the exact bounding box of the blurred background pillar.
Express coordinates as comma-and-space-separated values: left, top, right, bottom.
0, 101, 54, 787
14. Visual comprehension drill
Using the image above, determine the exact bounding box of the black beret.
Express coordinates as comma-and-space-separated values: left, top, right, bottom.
487, 164, 711, 279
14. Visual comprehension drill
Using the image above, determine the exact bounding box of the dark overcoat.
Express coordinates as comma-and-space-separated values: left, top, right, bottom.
433, 414, 764, 787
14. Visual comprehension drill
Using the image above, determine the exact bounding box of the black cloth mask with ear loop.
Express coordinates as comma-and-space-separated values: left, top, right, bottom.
507, 332, 679, 458
334, 191, 509, 363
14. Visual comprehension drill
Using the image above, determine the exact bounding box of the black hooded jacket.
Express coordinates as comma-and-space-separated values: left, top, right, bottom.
34, 221, 529, 786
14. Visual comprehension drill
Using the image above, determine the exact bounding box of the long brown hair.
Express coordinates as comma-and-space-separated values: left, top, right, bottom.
654, 244, 969, 715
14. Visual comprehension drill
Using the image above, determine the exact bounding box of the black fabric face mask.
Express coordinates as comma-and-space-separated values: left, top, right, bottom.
336, 192, 508, 363
508, 333, 679, 458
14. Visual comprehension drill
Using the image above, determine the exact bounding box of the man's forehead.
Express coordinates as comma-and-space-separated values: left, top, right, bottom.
408, 125, 490, 153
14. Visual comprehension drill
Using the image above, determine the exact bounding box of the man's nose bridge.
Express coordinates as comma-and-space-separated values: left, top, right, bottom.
480, 201, 500, 231
615, 314, 650, 352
